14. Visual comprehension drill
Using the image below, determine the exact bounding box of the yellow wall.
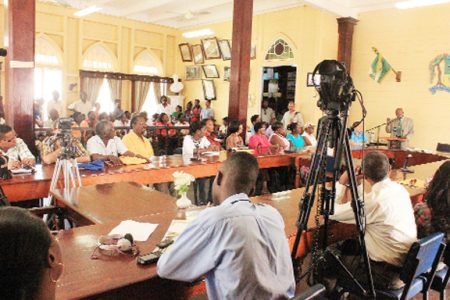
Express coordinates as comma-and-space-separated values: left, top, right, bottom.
350, 3, 450, 150
176, 6, 338, 127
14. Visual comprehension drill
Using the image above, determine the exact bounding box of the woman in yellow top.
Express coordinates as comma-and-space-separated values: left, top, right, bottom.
122, 115, 154, 159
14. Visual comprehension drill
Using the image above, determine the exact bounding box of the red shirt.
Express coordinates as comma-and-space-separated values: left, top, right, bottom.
248, 134, 271, 155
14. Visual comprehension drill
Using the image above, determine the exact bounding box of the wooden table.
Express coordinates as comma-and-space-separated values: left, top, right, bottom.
2, 152, 309, 202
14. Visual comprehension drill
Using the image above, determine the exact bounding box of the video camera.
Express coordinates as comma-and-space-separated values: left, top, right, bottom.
56, 118, 77, 159
312, 60, 356, 114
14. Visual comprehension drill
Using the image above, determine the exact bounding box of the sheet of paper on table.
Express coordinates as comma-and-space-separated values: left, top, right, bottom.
109, 220, 158, 242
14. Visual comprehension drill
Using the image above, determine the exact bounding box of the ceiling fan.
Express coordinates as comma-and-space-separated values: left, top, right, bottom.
166, 9, 210, 21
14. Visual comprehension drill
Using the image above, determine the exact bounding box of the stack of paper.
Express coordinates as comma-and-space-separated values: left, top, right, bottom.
109, 220, 158, 242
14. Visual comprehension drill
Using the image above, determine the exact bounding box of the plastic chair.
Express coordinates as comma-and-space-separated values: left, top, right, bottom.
290, 284, 327, 300
337, 232, 445, 300
430, 242, 450, 300
376, 232, 445, 300
436, 143, 450, 153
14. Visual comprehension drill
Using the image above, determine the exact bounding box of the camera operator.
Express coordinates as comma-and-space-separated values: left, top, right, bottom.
40, 128, 90, 165
86, 120, 136, 166
324, 152, 417, 293
0, 125, 35, 170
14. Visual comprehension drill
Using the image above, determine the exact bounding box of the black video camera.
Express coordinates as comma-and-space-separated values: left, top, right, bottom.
312, 60, 355, 114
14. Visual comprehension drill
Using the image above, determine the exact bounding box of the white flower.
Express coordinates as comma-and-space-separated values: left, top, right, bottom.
172, 171, 195, 192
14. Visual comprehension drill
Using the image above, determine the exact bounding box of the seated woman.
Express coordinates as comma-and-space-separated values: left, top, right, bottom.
350, 124, 367, 149
248, 122, 277, 156
286, 122, 306, 152
155, 113, 177, 155
40, 129, 91, 164
269, 121, 290, 154
225, 120, 244, 150
414, 161, 450, 240
0, 206, 64, 300
182, 121, 216, 205
202, 118, 221, 150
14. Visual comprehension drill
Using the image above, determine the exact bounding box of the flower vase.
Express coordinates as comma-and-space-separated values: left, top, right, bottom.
176, 192, 192, 209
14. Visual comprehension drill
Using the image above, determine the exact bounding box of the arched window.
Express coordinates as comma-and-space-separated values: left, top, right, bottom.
265, 39, 294, 60
82, 43, 118, 114
134, 50, 168, 115
82, 43, 117, 71
34, 35, 63, 121
133, 50, 163, 76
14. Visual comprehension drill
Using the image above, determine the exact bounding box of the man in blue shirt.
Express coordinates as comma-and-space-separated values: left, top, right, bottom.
157, 152, 295, 299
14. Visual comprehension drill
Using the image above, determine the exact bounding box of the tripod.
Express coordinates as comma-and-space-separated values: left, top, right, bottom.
291, 109, 376, 298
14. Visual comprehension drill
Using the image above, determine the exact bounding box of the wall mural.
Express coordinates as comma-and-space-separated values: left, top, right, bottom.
429, 53, 450, 94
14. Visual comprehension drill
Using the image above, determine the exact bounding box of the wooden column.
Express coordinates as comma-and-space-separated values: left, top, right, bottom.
4, 0, 36, 153
337, 17, 358, 73
228, 0, 253, 129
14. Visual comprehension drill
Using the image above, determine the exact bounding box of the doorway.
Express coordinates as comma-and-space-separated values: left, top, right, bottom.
261, 65, 297, 120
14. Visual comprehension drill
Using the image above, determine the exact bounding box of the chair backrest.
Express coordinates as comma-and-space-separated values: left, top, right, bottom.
436, 143, 450, 153
401, 232, 445, 282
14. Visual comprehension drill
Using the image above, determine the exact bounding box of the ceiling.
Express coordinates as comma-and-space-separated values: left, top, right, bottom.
42, 0, 409, 29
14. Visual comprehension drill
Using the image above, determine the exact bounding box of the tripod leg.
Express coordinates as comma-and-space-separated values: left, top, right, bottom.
342, 127, 376, 298
50, 159, 62, 193
73, 158, 82, 187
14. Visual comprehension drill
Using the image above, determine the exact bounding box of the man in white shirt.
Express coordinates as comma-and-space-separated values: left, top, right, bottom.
325, 151, 417, 291
385, 108, 414, 149
260, 99, 275, 124
158, 152, 295, 299
68, 92, 92, 116
281, 100, 304, 129
47, 90, 63, 117
200, 100, 214, 120
86, 120, 135, 165
156, 96, 174, 115
0, 125, 35, 170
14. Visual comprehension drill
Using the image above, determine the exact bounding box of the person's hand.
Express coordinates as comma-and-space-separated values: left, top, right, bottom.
108, 155, 123, 166
8, 160, 22, 170
386, 118, 391, 124
22, 158, 36, 167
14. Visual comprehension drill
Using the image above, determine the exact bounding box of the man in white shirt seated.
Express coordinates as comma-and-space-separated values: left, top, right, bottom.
156, 96, 174, 115
0, 125, 35, 170
86, 120, 135, 166
324, 151, 417, 292
157, 152, 295, 299
200, 100, 214, 120
68, 92, 92, 116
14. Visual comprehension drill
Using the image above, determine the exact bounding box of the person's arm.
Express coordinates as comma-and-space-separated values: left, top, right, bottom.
303, 135, 312, 146
115, 137, 133, 156
90, 153, 122, 165
404, 119, 414, 137
16, 139, 35, 166
157, 216, 217, 281
385, 118, 392, 133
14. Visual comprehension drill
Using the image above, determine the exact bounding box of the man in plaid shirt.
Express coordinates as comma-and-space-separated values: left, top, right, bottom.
0, 125, 35, 170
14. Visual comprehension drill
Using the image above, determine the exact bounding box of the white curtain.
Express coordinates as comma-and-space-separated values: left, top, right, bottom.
107, 78, 122, 102
81, 76, 103, 106
135, 81, 151, 112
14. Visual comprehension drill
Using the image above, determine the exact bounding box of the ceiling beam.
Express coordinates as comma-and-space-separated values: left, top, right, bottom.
303, 0, 358, 18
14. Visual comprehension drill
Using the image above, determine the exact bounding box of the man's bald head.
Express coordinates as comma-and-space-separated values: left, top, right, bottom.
213, 152, 259, 204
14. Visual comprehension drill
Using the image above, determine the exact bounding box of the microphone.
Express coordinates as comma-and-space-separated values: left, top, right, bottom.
401, 154, 414, 173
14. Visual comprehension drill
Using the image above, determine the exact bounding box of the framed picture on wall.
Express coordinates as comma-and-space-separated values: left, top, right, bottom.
201, 37, 221, 59
223, 66, 231, 81
306, 72, 321, 87
178, 43, 192, 62
202, 79, 216, 100
185, 65, 202, 80
202, 64, 219, 78
218, 39, 231, 60
191, 44, 205, 64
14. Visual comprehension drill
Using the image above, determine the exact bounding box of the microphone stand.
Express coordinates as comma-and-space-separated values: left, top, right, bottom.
365, 119, 395, 148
